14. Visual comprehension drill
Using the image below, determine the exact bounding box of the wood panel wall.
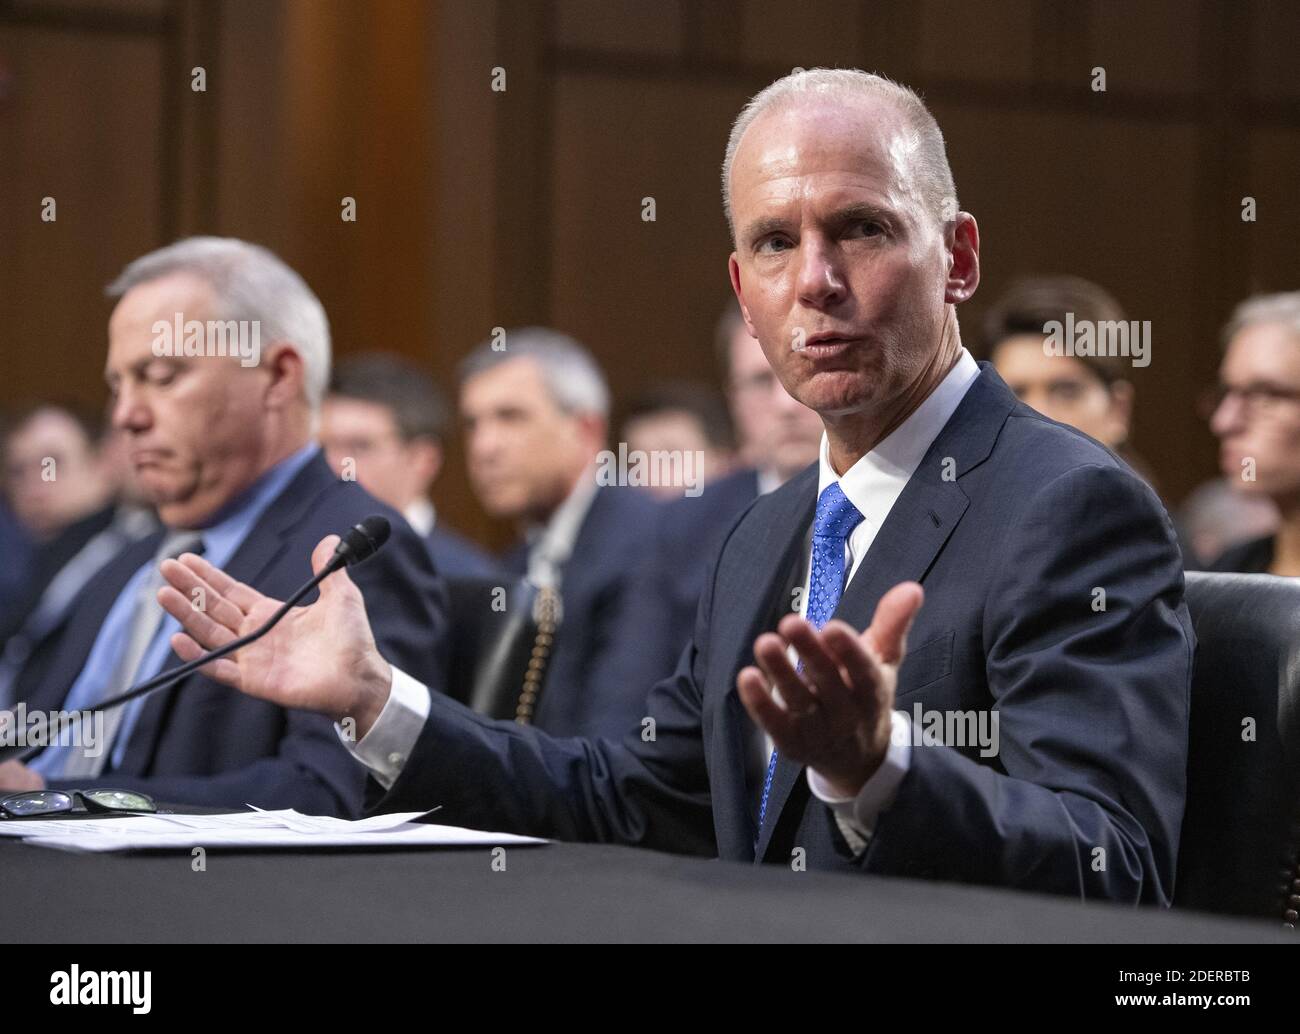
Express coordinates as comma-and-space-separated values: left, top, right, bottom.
1, 0, 1297, 546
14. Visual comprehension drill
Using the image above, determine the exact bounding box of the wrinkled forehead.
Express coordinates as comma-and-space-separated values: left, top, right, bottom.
1225, 321, 1300, 377
730, 95, 923, 220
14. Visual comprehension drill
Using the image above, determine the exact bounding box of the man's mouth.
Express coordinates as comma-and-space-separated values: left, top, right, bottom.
131, 448, 172, 468
800, 333, 862, 357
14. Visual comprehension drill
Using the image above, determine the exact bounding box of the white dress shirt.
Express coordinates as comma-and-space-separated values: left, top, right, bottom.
523, 468, 598, 589
798, 347, 981, 852
403, 499, 436, 538
343, 350, 983, 852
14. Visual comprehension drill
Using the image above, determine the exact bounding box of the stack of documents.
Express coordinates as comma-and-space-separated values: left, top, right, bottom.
0, 808, 547, 853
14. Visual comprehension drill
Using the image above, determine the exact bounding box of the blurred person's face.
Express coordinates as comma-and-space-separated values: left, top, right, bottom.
991, 335, 1132, 448
727, 326, 823, 482
105, 271, 308, 528
727, 94, 977, 448
320, 396, 439, 512
96, 426, 150, 509
460, 357, 603, 523
1210, 321, 1300, 503
3, 409, 113, 540
622, 409, 730, 499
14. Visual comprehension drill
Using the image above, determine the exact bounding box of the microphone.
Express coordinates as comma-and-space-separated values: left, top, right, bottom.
325, 514, 390, 572
0, 516, 392, 767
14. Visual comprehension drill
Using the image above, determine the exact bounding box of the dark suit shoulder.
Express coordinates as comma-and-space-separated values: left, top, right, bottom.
657, 468, 760, 546
427, 525, 498, 578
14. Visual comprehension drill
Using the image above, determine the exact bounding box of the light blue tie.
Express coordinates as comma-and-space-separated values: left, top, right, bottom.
757, 481, 864, 834
48, 531, 204, 779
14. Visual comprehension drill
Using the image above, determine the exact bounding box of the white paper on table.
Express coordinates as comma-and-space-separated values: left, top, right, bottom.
2, 808, 547, 853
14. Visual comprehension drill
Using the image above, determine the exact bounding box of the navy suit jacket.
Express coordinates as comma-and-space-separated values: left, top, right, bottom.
630, 468, 762, 670
0, 502, 35, 625
426, 524, 498, 579
18, 452, 447, 817
373, 365, 1193, 903
500, 485, 674, 739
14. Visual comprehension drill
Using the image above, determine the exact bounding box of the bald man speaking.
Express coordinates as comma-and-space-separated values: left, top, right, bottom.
159, 70, 1192, 903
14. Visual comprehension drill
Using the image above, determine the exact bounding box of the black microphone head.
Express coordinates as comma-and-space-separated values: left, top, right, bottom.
335, 515, 391, 567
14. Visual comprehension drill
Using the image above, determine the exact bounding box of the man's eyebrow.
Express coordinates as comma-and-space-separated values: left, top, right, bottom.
828, 201, 897, 225
740, 215, 794, 246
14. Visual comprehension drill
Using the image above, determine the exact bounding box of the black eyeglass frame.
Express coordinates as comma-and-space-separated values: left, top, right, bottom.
0, 788, 157, 819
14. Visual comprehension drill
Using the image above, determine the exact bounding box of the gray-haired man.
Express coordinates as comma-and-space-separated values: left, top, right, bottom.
456, 328, 675, 739
0, 237, 446, 815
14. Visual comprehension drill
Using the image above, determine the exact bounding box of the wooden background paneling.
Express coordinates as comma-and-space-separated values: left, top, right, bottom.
1, 0, 1297, 548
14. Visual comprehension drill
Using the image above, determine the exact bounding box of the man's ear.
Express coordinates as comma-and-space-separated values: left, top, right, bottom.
407, 437, 442, 493
576, 412, 608, 454
728, 254, 759, 339
262, 343, 307, 410
1107, 380, 1135, 441
944, 213, 981, 305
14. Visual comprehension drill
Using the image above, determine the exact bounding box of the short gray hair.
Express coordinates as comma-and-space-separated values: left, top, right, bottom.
721, 68, 958, 243
458, 327, 609, 418
1222, 291, 1300, 348
106, 236, 332, 411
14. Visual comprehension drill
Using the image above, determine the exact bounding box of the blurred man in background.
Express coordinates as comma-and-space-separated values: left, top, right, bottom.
3, 403, 119, 542
1205, 292, 1300, 574
628, 301, 824, 665
0, 487, 33, 615
1176, 477, 1278, 570
0, 407, 157, 704
619, 382, 736, 499
719, 300, 825, 495
322, 353, 496, 578
0, 236, 446, 813
980, 275, 1159, 492
457, 328, 672, 738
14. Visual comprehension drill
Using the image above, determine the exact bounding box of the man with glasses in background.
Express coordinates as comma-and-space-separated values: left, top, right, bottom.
1204, 292, 1300, 575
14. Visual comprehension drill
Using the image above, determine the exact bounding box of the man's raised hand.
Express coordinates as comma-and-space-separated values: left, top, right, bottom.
736, 581, 924, 798
156, 536, 393, 737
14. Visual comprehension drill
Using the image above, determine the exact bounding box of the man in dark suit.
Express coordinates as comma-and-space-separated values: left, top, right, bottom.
458, 328, 669, 739
634, 301, 824, 664
321, 353, 497, 579
0, 404, 124, 651
157, 70, 1192, 901
0, 237, 445, 818
0, 497, 34, 616
1202, 291, 1300, 575
0, 407, 159, 704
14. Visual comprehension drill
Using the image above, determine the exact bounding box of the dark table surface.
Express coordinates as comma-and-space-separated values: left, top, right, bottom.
0, 823, 1292, 942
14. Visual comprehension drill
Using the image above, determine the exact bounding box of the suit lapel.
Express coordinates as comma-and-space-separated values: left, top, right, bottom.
118, 455, 337, 775
753, 365, 1016, 859
554, 485, 611, 604
20, 533, 163, 714
710, 467, 816, 861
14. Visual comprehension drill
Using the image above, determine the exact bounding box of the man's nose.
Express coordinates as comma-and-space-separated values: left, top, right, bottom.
1209, 393, 1244, 438
111, 386, 151, 432
466, 425, 498, 464
795, 237, 847, 310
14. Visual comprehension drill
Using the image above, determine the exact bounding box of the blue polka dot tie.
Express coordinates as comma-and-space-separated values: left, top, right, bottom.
757, 481, 865, 836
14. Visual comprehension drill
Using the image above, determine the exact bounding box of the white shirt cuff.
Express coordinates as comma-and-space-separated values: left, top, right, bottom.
807, 710, 912, 854
336, 666, 431, 790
